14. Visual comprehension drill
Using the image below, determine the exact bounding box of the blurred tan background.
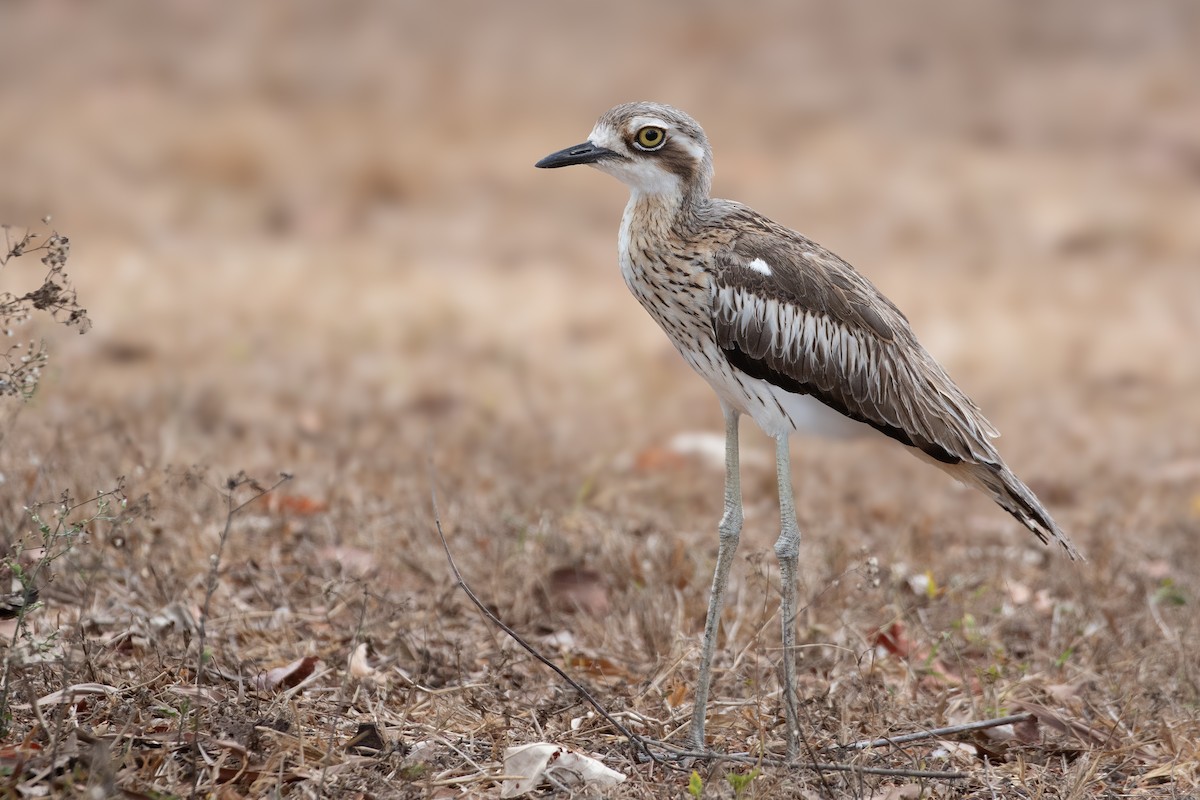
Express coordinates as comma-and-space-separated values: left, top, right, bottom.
1, 0, 1198, 555
2, 4, 1200, 792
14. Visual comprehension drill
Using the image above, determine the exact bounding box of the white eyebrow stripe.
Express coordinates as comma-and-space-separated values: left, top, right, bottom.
629, 116, 670, 130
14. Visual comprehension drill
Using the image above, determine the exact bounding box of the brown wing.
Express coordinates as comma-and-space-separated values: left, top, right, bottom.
705, 221, 1079, 558
709, 231, 1002, 467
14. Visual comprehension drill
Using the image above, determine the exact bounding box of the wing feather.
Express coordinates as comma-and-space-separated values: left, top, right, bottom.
710, 232, 1000, 467
704, 223, 1078, 558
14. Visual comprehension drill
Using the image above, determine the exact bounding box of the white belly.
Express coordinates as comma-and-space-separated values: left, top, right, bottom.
677, 337, 869, 441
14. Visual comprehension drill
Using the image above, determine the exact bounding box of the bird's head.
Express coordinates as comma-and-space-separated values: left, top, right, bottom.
536, 102, 713, 204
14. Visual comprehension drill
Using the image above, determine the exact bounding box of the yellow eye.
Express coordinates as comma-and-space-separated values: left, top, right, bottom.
634, 126, 666, 150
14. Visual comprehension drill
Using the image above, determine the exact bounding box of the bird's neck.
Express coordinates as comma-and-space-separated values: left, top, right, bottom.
623, 188, 705, 241
619, 189, 709, 296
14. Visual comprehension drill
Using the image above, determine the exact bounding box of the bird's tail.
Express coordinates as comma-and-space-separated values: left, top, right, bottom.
942, 460, 1082, 560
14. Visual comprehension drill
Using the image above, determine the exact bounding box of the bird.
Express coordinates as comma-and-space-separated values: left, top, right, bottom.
535, 101, 1079, 757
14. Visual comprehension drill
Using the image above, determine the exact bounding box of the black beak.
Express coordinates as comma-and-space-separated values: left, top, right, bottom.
535, 141, 617, 169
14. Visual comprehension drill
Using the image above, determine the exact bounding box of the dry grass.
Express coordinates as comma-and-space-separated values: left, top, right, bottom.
1, 1, 1199, 797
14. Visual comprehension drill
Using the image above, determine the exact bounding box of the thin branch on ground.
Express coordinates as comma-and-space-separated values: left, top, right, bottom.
632, 740, 966, 780
430, 473, 971, 783
194, 471, 293, 681
190, 470, 291, 799
832, 713, 1037, 752
429, 475, 665, 765
707, 753, 965, 780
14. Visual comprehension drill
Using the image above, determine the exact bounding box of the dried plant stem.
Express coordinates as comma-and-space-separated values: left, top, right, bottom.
429, 478, 662, 764
430, 476, 969, 782
688, 750, 966, 780
195, 473, 292, 682
635, 740, 965, 780
190, 471, 291, 799
834, 713, 1036, 752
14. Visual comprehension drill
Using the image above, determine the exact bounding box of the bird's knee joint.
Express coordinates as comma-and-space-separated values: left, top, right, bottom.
774, 537, 799, 561
718, 509, 743, 542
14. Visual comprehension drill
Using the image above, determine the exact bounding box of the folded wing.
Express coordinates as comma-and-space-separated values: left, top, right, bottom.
709, 230, 1079, 558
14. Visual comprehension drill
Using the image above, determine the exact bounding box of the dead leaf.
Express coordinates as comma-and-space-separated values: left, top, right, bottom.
564, 655, 633, 681
402, 739, 437, 768
320, 546, 377, 578
297, 409, 322, 435
1153, 458, 1200, 483
667, 431, 727, 470
14, 683, 120, 710
0, 742, 41, 766
870, 784, 923, 800
1043, 683, 1082, 705
664, 681, 688, 710
931, 740, 978, 763
1007, 581, 1032, 605
348, 643, 382, 683
500, 743, 625, 798
167, 685, 227, 705
150, 601, 199, 636
269, 494, 329, 516
255, 656, 319, 692
1012, 701, 1124, 750
632, 446, 687, 472
547, 566, 609, 617
541, 630, 576, 650
1032, 589, 1055, 613
924, 658, 965, 687
99, 340, 154, 363
406, 390, 460, 417
1141, 760, 1197, 784
1014, 714, 1041, 744
346, 722, 386, 755
871, 621, 913, 659
1141, 559, 1174, 580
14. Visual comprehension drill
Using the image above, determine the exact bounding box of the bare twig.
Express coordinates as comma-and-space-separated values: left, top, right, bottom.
429, 477, 664, 764
21, 680, 52, 746
190, 471, 291, 799
983, 755, 999, 800
833, 713, 1036, 752
632, 739, 965, 779
709, 753, 965, 780
195, 472, 292, 682
430, 475, 970, 782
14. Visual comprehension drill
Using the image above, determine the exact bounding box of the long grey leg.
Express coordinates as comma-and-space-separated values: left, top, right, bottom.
773, 433, 801, 757
688, 405, 743, 751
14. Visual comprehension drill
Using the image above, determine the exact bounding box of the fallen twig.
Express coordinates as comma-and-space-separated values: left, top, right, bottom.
191, 471, 291, 800
430, 476, 971, 782
835, 714, 1032, 753
637, 740, 965, 780
833, 713, 1036, 752
429, 479, 665, 764
720, 756, 964, 780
